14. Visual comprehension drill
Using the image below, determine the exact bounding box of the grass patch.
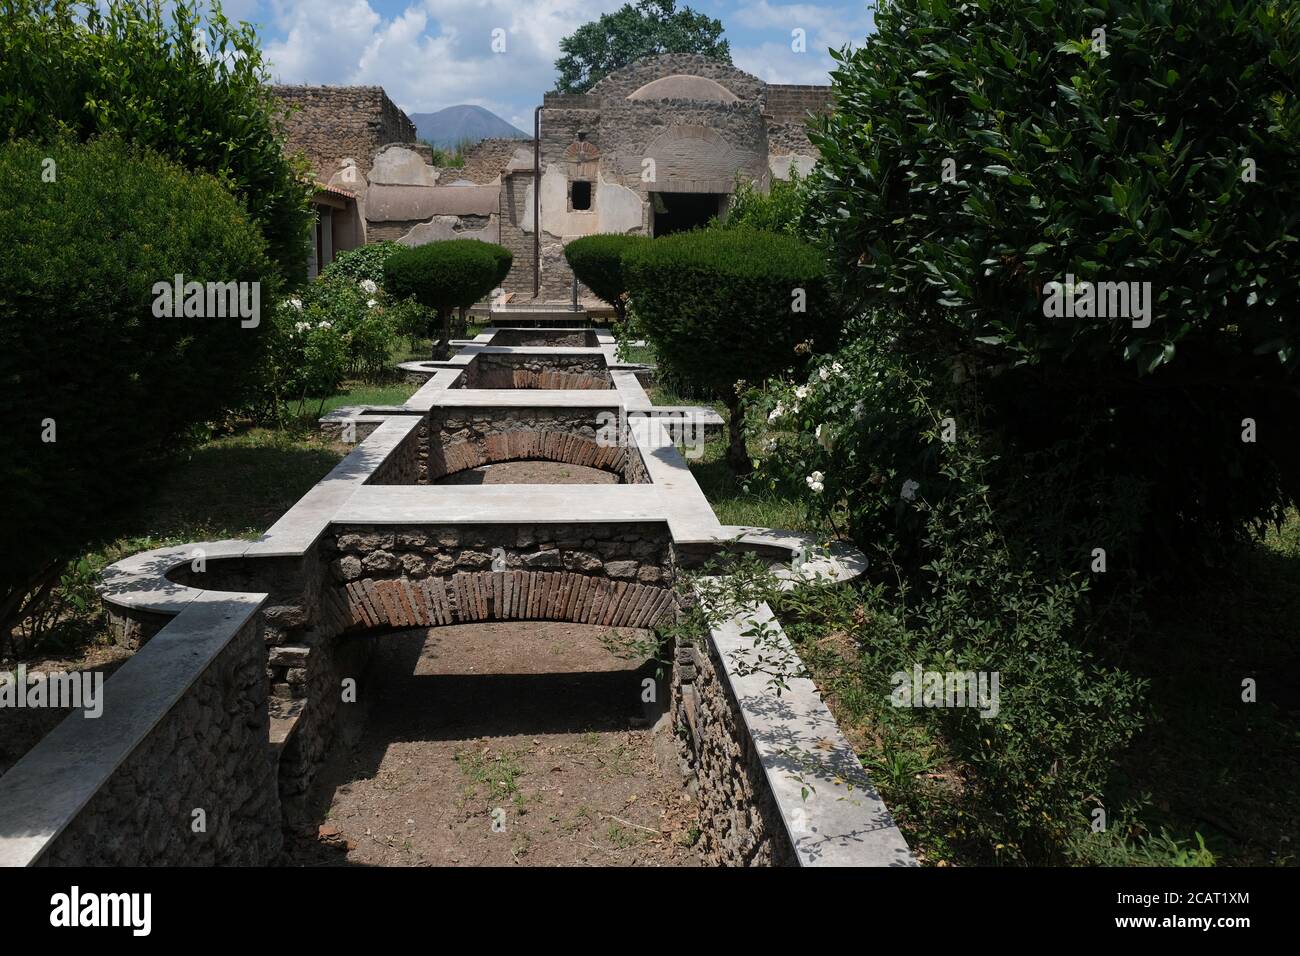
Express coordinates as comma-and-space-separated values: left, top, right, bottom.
648, 381, 812, 532
1100, 510, 1300, 866
3, 426, 349, 663
5, 377, 419, 663
314, 382, 417, 417
455, 747, 527, 811
769, 510, 1300, 866
605, 823, 641, 849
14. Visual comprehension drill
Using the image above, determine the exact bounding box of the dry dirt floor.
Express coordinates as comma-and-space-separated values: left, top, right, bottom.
434, 460, 618, 485
284, 622, 702, 867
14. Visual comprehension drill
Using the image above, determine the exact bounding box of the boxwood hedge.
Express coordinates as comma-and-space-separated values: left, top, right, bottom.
0, 137, 275, 627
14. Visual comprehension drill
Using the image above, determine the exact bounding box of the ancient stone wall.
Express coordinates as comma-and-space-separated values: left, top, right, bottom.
327, 523, 675, 631
589, 54, 766, 102
672, 633, 796, 867
763, 84, 835, 123
274, 611, 372, 831
489, 328, 598, 348
459, 137, 530, 183
168, 550, 370, 833
457, 353, 612, 389
369, 417, 426, 484
273, 85, 416, 179
533, 55, 791, 297
598, 100, 769, 192
767, 120, 818, 156
36, 614, 282, 866
499, 171, 536, 295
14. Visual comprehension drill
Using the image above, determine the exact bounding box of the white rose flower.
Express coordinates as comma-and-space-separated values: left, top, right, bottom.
366, 298, 378, 308
795, 385, 810, 400
819, 366, 831, 382
288, 297, 303, 311
317, 321, 332, 330
294, 321, 310, 333
901, 479, 920, 501
359, 279, 378, 294
768, 402, 785, 423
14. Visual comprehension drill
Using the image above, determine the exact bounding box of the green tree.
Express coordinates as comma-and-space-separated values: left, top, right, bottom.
553, 0, 731, 94
0, 0, 314, 286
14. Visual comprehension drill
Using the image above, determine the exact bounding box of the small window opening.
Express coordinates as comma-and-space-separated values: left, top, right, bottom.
571, 180, 593, 211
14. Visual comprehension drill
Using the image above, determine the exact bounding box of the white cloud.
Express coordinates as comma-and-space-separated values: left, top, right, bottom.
261, 0, 625, 122
730, 0, 873, 60
732, 40, 836, 85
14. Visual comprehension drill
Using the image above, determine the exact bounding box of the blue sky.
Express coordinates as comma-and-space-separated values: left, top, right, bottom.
219, 1, 876, 130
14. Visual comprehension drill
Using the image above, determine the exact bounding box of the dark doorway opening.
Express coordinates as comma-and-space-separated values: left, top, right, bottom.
651, 191, 724, 236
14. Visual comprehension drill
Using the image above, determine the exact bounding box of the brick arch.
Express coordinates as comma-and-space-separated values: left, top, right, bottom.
427, 429, 632, 481
336, 571, 674, 632
641, 124, 753, 194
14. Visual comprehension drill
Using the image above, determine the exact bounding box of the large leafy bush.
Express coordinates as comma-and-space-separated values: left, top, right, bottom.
564, 234, 650, 320
716, 169, 811, 237
257, 299, 348, 417
808, 0, 1300, 574
296, 279, 397, 382
0, 0, 314, 286
754, 336, 1146, 862
383, 241, 500, 359
0, 137, 274, 629
624, 227, 835, 471
320, 241, 404, 286
321, 241, 436, 349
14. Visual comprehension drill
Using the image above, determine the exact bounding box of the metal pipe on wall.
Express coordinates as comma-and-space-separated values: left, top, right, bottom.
533, 104, 542, 299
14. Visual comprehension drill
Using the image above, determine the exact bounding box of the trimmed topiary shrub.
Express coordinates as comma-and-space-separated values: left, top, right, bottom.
485, 242, 513, 290
383, 240, 500, 359
564, 234, 651, 321
0, 0, 314, 286
624, 227, 835, 471
808, 0, 1300, 575
0, 137, 275, 639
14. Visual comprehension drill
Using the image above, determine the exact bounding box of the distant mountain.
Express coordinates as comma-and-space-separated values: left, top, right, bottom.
408, 105, 530, 148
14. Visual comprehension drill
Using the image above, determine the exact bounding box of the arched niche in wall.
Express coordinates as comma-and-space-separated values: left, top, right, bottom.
626, 74, 740, 104
637, 124, 757, 194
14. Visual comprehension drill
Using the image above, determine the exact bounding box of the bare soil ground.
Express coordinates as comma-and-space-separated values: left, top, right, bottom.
434, 460, 618, 485
0, 645, 133, 778
284, 622, 701, 867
